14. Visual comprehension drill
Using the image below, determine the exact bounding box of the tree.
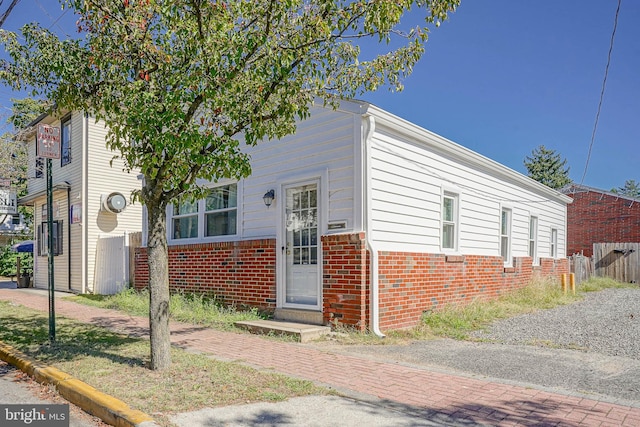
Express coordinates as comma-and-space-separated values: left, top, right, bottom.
0, 97, 47, 231
611, 179, 640, 199
523, 145, 571, 190
0, 0, 459, 370
0, 98, 46, 185
0, 0, 20, 28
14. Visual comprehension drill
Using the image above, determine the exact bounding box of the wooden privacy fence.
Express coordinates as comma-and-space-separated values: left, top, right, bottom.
593, 243, 639, 284
129, 231, 142, 287
569, 253, 594, 285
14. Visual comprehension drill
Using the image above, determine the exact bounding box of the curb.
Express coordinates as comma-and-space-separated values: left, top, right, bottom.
0, 341, 158, 427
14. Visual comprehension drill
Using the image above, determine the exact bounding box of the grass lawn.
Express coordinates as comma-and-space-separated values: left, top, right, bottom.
0, 301, 327, 427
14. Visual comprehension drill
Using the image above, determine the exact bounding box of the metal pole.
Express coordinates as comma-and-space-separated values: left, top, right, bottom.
47, 158, 55, 343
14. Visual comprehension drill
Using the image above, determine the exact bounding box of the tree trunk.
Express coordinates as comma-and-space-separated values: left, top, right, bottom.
147, 200, 171, 370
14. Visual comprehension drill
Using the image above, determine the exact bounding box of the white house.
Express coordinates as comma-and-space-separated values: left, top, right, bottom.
18, 111, 142, 294
134, 100, 572, 331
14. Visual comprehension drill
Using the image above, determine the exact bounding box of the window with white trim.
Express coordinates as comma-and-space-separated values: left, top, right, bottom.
442, 192, 458, 250
172, 199, 199, 239
170, 183, 238, 240
550, 228, 558, 258
500, 207, 512, 265
528, 216, 538, 264
204, 184, 237, 237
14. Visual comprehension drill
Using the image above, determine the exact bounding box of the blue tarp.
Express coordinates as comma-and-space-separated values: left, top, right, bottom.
12, 240, 33, 253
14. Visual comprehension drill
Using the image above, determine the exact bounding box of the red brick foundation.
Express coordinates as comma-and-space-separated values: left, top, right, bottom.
321, 233, 369, 328
134, 233, 569, 331
135, 239, 277, 310
376, 253, 568, 330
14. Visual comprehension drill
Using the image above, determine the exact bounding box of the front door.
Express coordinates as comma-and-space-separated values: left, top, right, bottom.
283, 182, 320, 309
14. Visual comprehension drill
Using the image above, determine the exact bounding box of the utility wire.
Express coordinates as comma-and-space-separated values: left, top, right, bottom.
34, 0, 72, 37
580, 0, 621, 185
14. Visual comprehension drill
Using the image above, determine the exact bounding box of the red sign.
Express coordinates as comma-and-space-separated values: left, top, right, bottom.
37, 124, 61, 159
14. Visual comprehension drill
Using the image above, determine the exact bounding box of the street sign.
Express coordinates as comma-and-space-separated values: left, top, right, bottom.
37, 124, 61, 159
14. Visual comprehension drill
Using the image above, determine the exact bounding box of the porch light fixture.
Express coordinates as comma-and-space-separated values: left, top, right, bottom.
263, 189, 275, 207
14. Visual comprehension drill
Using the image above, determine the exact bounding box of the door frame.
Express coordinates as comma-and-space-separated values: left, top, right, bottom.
276, 170, 327, 310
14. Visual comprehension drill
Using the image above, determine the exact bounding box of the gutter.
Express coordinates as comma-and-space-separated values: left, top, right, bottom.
362, 115, 384, 338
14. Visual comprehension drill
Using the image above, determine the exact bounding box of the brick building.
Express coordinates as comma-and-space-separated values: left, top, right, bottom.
563, 184, 640, 257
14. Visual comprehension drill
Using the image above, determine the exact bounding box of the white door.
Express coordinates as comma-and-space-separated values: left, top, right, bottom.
283, 182, 320, 308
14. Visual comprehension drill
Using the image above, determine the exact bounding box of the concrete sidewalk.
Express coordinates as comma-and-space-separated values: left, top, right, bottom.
1, 287, 639, 426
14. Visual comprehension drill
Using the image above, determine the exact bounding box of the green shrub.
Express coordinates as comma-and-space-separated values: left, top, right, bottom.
0, 244, 32, 277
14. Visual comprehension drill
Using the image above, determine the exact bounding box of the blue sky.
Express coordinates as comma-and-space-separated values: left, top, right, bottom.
1, 1, 638, 192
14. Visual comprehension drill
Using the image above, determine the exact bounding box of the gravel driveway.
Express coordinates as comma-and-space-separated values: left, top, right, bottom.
313, 288, 640, 406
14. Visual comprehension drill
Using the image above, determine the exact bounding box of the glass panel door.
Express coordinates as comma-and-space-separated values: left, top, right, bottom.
284, 183, 319, 306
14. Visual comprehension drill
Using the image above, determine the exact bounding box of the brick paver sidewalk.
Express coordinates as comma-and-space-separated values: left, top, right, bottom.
1, 288, 639, 426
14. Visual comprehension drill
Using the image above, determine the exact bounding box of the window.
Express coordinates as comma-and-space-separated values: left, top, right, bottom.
528, 216, 538, 264
61, 116, 71, 166
500, 207, 512, 264
171, 183, 238, 240
11, 214, 21, 225
204, 184, 237, 237
38, 220, 63, 256
172, 200, 199, 239
550, 228, 558, 258
442, 192, 458, 250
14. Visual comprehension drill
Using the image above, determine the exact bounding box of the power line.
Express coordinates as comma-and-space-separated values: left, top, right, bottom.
580, 0, 621, 185
34, 0, 72, 37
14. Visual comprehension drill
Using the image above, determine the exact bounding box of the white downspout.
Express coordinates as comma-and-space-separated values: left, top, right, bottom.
363, 115, 385, 338
81, 113, 89, 294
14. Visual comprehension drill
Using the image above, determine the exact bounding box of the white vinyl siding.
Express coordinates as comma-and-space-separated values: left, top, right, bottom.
85, 117, 142, 293
233, 106, 356, 241
367, 117, 568, 259
32, 191, 69, 292
26, 112, 143, 293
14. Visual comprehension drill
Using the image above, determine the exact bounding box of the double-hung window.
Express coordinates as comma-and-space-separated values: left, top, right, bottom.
171, 183, 238, 240
204, 184, 237, 237
528, 216, 538, 264
550, 228, 558, 258
172, 200, 199, 239
442, 192, 458, 251
500, 207, 512, 265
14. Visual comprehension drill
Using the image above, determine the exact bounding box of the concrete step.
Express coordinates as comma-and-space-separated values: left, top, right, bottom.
274, 308, 324, 325
235, 320, 331, 343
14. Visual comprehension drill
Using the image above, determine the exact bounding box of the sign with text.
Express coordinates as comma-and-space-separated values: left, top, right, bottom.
37, 124, 61, 159
0, 404, 68, 427
0, 188, 17, 215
